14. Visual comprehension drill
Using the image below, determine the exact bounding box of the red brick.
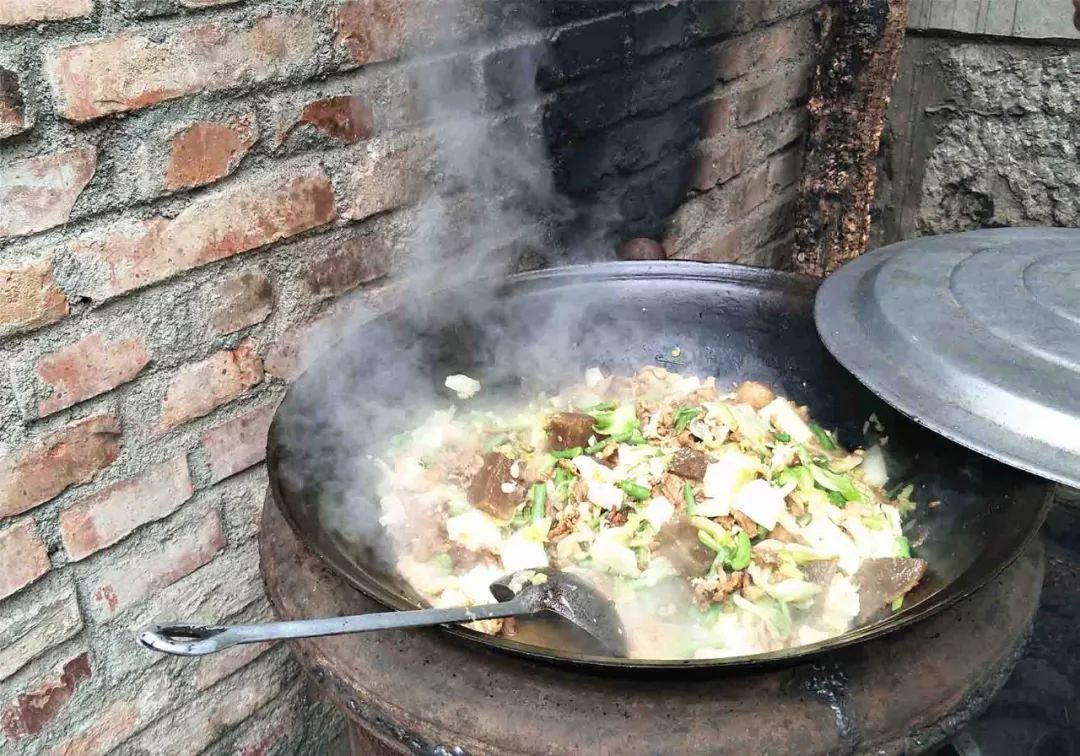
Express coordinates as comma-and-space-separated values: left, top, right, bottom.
0, 415, 122, 518
737, 163, 770, 214
768, 145, 803, 190
1, 653, 91, 740
702, 94, 734, 138
36, 333, 151, 417
302, 236, 389, 299
200, 402, 277, 482
158, 339, 263, 432
263, 312, 331, 382
0, 0, 91, 25
344, 139, 430, 221
0, 257, 69, 338
165, 114, 256, 191
0, 67, 29, 139
0, 149, 96, 239
717, 22, 799, 82
195, 641, 272, 691
0, 520, 50, 600
49, 701, 138, 756
88, 511, 224, 622
296, 95, 375, 145
59, 456, 193, 561
693, 135, 749, 191
333, 0, 415, 66
209, 272, 273, 335
236, 711, 294, 756
737, 67, 812, 126
683, 226, 744, 263
45, 16, 318, 122
71, 168, 336, 301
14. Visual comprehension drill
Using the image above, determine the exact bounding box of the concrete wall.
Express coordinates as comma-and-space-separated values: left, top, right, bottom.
0, 1, 819, 753
871, 1, 1080, 246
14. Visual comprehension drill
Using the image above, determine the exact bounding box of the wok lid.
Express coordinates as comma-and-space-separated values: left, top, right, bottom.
815, 227, 1080, 489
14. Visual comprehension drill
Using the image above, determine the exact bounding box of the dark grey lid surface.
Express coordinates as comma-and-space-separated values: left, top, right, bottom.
815, 227, 1080, 488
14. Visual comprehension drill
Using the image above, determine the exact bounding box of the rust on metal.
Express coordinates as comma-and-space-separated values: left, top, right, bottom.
259, 493, 1042, 756
794, 0, 912, 277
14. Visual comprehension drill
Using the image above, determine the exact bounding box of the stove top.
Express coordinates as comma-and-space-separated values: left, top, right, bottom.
934, 487, 1080, 756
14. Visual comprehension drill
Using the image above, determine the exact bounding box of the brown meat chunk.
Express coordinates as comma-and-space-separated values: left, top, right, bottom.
732, 510, 759, 539
467, 452, 521, 521
767, 525, 796, 543
547, 412, 596, 450
801, 559, 838, 587
735, 380, 776, 410
655, 518, 715, 576
653, 473, 685, 504
854, 557, 928, 624
668, 448, 710, 481
692, 569, 742, 608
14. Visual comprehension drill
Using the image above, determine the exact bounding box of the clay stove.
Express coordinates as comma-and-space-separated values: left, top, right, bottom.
258, 493, 1043, 756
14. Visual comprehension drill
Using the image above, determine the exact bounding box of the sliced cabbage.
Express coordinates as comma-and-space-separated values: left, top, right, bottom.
730, 403, 771, 442
700, 446, 759, 513
641, 496, 675, 528
732, 593, 792, 639
589, 527, 640, 577
860, 445, 888, 487
501, 518, 552, 572
446, 510, 503, 552
732, 479, 788, 531
760, 398, 812, 443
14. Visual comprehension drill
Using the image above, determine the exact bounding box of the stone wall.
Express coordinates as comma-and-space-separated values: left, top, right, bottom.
0, 1, 818, 753
871, 5, 1080, 245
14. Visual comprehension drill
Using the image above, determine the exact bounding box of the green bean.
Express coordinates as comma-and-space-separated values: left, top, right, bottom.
727, 531, 752, 570
549, 447, 582, 459
896, 536, 911, 558
618, 481, 651, 501
809, 423, 837, 450
530, 483, 547, 521
674, 407, 701, 435
682, 482, 695, 515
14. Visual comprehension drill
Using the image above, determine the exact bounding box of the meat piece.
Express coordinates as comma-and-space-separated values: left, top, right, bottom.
687, 386, 720, 404
608, 509, 627, 526
467, 452, 521, 521
801, 559, 838, 587
547, 412, 596, 450
655, 518, 715, 576
653, 473, 685, 504
500, 617, 519, 637
853, 557, 928, 624
767, 525, 796, 543
732, 510, 759, 539
668, 448, 710, 481
735, 380, 776, 411
691, 569, 742, 608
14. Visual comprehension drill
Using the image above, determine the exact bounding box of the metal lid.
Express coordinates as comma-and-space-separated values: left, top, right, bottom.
815, 227, 1080, 489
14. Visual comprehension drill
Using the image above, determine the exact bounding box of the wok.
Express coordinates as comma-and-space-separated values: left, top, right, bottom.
266, 261, 1053, 671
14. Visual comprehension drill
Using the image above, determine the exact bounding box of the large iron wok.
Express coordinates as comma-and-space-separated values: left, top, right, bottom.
266, 262, 1053, 670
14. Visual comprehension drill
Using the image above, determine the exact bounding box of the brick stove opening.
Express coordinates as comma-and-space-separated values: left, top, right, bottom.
0, 1, 822, 753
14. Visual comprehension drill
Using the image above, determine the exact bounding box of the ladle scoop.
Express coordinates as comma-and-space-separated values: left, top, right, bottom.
138, 568, 627, 657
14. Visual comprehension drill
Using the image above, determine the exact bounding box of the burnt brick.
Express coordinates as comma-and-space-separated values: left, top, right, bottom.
482, 42, 549, 109
618, 150, 697, 232
543, 69, 633, 141
534, 0, 622, 25
545, 14, 630, 85
553, 101, 704, 195
630, 46, 714, 118
688, 1, 741, 41
632, 3, 691, 57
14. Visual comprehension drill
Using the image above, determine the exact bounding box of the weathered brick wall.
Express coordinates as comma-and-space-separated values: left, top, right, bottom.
0, 1, 818, 752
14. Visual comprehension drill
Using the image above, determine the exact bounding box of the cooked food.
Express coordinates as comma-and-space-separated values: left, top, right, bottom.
377, 366, 926, 659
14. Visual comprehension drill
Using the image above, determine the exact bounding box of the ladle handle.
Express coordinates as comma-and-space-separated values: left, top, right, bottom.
138, 599, 531, 656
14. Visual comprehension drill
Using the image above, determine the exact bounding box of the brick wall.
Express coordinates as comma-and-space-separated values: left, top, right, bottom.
0, 1, 817, 753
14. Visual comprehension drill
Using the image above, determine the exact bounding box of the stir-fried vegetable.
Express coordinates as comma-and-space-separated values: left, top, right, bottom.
380, 367, 927, 660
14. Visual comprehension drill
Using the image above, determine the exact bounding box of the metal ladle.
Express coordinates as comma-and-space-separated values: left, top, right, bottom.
138, 568, 627, 657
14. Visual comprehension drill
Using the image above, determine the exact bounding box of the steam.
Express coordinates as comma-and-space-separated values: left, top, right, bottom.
273, 1, 586, 575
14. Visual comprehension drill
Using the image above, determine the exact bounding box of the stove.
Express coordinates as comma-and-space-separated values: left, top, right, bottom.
258, 491, 1050, 756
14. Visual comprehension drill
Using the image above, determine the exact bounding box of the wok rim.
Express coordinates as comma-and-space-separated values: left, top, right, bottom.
266, 260, 1054, 672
